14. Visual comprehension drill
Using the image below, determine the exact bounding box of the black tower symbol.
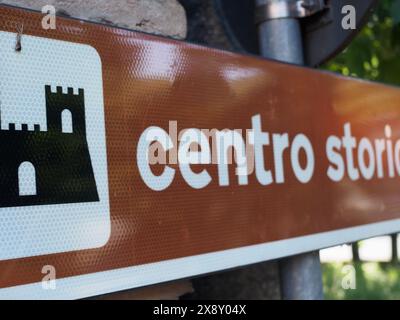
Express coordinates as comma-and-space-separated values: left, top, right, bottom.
0, 85, 99, 208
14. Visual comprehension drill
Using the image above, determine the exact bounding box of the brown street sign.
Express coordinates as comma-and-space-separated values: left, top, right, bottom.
1, 5, 400, 299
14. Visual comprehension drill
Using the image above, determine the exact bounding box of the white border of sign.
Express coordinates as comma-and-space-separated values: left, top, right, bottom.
1, 218, 400, 299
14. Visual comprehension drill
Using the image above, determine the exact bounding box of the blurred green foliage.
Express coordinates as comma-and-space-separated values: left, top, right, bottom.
326, 0, 400, 86
323, 262, 400, 299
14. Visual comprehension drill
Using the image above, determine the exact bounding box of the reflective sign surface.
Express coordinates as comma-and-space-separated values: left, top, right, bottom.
1, 5, 400, 299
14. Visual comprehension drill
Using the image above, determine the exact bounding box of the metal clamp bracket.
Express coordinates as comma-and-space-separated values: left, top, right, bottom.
255, 0, 327, 24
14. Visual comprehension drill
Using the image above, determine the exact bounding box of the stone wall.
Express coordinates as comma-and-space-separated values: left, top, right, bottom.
0, 0, 187, 39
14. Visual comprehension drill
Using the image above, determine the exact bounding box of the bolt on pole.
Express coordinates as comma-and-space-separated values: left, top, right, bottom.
255, 0, 324, 300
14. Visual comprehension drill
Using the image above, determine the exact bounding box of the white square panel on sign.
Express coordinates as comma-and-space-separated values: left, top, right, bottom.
0, 31, 110, 260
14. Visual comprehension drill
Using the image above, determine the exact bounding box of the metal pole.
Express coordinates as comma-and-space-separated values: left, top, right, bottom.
255, 0, 324, 300
257, 17, 304, 65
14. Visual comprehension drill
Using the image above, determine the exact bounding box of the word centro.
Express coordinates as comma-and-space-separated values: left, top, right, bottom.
136, 114, 315, 191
